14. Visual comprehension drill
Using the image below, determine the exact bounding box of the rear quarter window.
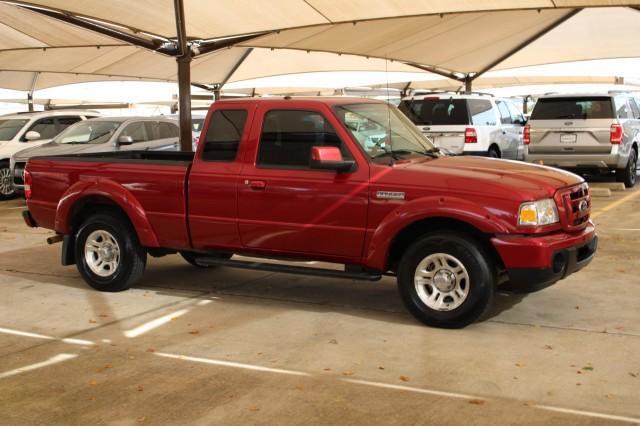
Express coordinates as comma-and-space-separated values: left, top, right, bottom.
531, 97, 614, 120
398, 99, 469, 125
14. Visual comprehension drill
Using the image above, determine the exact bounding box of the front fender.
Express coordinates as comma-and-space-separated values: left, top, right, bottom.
365, 195, 513, 271
55, 178, 160, 247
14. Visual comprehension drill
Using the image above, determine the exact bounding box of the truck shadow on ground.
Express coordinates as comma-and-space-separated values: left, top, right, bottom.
0, 244, 530, 328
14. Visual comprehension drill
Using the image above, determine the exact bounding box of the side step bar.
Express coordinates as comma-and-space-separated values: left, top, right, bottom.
194, 257, 382, 282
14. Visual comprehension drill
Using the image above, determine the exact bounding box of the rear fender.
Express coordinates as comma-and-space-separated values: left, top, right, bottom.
55, 179, 160, 247
365, 196, 512, 271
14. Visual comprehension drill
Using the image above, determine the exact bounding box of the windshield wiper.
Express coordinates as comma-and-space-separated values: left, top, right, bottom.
390, 148, 440, 159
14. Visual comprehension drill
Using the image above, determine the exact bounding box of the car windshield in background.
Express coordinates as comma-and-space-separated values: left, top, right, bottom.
0, 119, 28, 141
398, 99, 470, 125
531, 97, 614, 120
334, 103, 435, 161
56, 121, 121, 144
192, 118, 205, 132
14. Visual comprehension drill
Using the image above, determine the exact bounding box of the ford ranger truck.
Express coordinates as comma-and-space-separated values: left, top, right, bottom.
22, 98, 597, 328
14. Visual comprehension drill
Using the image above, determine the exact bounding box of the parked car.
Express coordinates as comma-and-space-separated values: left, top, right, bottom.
0, 110, 99, 199
398, 93, 526, 159
22, 97, 596, 328
11, 117, 179, 192
524, 93, 640, 187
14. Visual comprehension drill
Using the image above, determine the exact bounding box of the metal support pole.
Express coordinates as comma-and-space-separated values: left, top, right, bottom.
464, 76, 472, 94
27, 93, 34, 112
174, 0, 192, 152
27, 72, 39, 112
213, 84, 221, 101
523, 95, 530, 115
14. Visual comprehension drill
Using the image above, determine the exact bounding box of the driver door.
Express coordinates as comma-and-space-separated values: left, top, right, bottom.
237, 105, 369, 260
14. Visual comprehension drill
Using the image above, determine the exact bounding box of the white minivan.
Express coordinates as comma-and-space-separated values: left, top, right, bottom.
398, 93, 526, 160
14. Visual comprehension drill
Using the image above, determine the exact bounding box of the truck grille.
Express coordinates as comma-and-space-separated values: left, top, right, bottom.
557, 183, 591, 231
13, 162, 25, 186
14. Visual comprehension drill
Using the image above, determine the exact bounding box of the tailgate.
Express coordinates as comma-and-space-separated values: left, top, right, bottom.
418, 125, 466, 154
528, 119, 613, 155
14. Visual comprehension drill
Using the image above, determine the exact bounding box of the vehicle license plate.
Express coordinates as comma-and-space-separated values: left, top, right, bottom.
560, 134, 577, 144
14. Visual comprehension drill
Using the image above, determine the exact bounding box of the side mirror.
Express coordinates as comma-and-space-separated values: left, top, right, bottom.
24, 131, 41, 141
117, 135, 134, 146
310, 146, 355, 173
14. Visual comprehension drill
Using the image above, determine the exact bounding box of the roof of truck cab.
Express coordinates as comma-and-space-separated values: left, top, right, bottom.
215, 97, 383, 106
538, 93, 616, 99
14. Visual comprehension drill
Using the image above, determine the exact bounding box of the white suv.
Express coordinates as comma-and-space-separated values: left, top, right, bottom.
398, 93, 526, 159
0, 110, 99, 199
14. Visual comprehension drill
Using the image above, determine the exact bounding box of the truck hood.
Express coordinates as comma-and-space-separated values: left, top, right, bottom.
13, 142, 109, 161
388, 156, 583, 200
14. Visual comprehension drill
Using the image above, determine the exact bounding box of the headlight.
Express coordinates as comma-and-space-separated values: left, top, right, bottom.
518, 199, 559, 226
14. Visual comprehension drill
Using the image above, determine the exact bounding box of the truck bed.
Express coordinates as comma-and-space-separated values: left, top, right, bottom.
26, 150, 193, 249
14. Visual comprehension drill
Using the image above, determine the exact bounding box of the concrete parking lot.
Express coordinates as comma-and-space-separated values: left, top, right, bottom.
0, 183, 639, 425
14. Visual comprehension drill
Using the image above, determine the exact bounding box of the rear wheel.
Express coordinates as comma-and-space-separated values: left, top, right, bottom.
0, 163, 16, 200
397, 232, 496, 328
488, 146, 501, 158
180, 251, 232, 268
75, 212, 146, 292
616, 149, 637, 188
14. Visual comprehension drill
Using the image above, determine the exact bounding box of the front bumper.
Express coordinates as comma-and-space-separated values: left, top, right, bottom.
492, 223, 597, 287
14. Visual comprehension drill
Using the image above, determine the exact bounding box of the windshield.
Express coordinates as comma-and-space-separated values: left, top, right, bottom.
0, 119, 29, 141
55, 121, 121, 144
531, 97, 614, 120
334, 103, 435, 161
399, 99, 470, 125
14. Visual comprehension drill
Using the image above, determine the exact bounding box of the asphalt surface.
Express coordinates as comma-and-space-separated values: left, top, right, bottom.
0, 179, 639, 425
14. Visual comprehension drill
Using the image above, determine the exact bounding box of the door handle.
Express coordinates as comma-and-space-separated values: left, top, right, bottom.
247, 180, 266, 190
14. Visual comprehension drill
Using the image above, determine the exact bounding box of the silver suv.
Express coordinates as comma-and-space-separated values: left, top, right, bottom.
524, 93, 640, 187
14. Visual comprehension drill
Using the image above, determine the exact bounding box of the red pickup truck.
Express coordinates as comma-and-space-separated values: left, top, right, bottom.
22, 98, 597, 328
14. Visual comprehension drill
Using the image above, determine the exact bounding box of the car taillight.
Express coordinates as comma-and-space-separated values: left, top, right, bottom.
610, 123, 623, 144
464, 127, 477, 144
523, 124, 531, 145
24, 169, 32, 200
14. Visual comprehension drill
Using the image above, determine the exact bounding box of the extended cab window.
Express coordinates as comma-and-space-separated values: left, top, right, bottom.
202, 110, 247, 162
257, 110, 347, 169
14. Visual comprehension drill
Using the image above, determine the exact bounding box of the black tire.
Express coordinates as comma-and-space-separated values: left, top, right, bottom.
397, 232, 496, 328
74, 212, 146, 292
616, 149, 637, 188
180, 251, 232, 268
488, 146, 501, 158
0, 162, 17, 200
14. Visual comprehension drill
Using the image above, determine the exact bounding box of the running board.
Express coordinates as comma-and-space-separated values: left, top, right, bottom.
194, 257, 382, 281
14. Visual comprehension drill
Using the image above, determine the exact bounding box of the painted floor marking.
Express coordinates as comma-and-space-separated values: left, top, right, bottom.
0, 353, 77, 379
591, 189, 640, 219
155, 352, 310, 376
0, 327, 94, 346
124, 308, 189, 338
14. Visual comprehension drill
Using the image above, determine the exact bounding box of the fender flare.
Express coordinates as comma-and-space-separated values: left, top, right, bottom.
365, 195, 512, 271
54, 178, 160, 247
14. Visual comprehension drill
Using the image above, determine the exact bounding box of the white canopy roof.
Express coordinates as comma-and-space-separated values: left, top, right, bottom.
0, 1, 638, 91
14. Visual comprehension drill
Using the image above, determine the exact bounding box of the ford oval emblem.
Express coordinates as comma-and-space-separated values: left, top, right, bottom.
578, 200, 589, 212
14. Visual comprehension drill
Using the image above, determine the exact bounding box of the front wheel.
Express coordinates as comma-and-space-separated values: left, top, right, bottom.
75, 212, 146, 292
0, 164, 16, 200
397, 232, 496, 328
616, 149, 637, 188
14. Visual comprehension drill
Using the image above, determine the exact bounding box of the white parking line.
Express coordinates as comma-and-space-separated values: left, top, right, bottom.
123, 309, 189, 338
342, 378, 483, 401
0, 353, 77, 379
0, 327, 94, 346
155, 352, 310, 376
155, 351, 640, 423
534, 404, 640, 424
